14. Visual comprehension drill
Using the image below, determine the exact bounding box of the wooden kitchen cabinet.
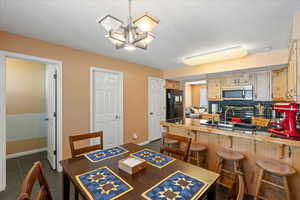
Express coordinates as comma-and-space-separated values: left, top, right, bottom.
272, 68, 288, 101
221, 73, 253, 87
207, 78, 222, 101
165, 80, 180, 90
287, 41, 298, 101
253, 71, 271, 101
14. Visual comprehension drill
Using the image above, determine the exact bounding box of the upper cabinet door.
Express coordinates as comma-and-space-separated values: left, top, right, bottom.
272, 68, 288, 101
287, 41, 298, 101
207, 78, 222, 101
253, 71, 271, 101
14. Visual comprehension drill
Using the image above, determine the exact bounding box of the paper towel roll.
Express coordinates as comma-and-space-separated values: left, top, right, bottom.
211, 104, 219, 114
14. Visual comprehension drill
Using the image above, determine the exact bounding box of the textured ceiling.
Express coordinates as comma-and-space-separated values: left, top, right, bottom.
1, 0, 300, 69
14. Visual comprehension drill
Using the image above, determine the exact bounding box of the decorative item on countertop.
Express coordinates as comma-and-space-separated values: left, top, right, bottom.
118, 156, 147, 175
255, 103, 265, 116
75, 166, 133, 200
131, 149, 176, 168
252, 117, 270, 127
85, 146, 128, 162
142, 171, 208, 200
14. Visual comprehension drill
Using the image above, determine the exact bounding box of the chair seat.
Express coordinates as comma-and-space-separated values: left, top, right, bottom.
190, 143, 207, 152
164, 138, 179, 144
216, 149, 245, 161
256, 160, 296, 176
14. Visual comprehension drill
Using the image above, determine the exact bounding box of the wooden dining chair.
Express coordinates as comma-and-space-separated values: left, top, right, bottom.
160, 133, 192, 161
17, 161, 52, 200
69, 131, 103, 200
69, 131, 103, 158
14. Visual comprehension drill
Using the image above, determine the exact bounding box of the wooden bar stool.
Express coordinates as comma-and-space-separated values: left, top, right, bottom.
216, 149, 246, 191
254, 160, 296, 200
188, 143, 207, 168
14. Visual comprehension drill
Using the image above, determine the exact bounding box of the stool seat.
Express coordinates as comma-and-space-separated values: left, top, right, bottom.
190, 143, 207, 152
164, 138, 179, 144
216, 149, 245, 161
256, 160, 296, 176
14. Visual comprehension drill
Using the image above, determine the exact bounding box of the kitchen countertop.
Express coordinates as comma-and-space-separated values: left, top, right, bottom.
160, 118, 300, 148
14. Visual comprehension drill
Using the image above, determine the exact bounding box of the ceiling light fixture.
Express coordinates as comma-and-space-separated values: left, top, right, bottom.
183, 46, 248, 66
98, 0, 159, 51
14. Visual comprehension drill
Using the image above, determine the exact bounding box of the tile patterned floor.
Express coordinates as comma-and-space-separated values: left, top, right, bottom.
0, 140, 251, 199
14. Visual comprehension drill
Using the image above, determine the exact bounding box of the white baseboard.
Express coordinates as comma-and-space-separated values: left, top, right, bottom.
138, 140, 150, 146
6, 147, 47, 159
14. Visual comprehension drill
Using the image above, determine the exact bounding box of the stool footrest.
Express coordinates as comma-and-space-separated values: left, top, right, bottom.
257, 195, 267, 200
261, 179, 284, 190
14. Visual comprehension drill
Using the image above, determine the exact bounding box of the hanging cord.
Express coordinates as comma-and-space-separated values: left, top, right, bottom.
128, 0, 132, 25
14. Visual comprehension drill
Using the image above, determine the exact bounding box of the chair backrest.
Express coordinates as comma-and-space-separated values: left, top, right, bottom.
160, 133, 192, 161
69, 131, 103, 158
17, 161, 52, 200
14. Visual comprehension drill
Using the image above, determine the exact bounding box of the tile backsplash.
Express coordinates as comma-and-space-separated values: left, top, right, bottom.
208, 100, 276, 119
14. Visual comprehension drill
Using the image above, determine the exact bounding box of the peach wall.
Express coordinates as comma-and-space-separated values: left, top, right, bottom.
6, 58, 45, 114
163, 49, 289, 79
0, 31, 163, 159
191, 84, 207, 107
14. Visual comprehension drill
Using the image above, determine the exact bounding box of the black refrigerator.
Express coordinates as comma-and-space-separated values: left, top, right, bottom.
166, 89, 183, 120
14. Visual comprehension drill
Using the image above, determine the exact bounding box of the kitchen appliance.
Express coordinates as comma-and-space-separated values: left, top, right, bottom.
222, 86, 253, 100
268, 103, 300, 138
166, 89, 183, 120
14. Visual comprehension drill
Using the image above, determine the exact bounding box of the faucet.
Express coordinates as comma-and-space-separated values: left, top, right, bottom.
224, 106, 235, 124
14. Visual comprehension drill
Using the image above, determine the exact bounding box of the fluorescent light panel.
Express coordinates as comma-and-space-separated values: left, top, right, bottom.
183, 46, 248, 66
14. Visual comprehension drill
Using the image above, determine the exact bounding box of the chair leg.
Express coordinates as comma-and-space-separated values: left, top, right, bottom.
75, 188, 79, 200
283, 176, 291, 200
254, 168, 264, 200
196, 152, 201, 166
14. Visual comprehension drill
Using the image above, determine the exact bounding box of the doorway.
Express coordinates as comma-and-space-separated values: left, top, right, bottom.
0, 51, 63, 192
184, 80, 208, 118
148, 77, 165, 142
90, 67, 124, 149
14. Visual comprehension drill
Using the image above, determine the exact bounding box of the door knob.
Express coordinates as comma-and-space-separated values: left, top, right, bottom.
44, 118, 49, 121
150, 112, 154, 115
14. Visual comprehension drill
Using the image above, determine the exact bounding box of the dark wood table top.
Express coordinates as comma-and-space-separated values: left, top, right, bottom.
60, 143, 220, 200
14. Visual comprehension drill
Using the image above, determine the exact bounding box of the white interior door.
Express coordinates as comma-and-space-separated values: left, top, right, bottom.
91, 68, 123, 149
148, 77, 165, 141
45, 64, 57, 170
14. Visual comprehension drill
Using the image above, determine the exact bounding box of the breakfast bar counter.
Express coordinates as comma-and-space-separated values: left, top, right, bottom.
161, 118, 300, 200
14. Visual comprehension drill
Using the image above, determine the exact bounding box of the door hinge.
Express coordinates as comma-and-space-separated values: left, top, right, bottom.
53, 150, 57, 155
53, 73, 57, 79
53, 112, 57, 118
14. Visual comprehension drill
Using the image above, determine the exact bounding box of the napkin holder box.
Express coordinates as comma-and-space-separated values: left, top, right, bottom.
118, 157, 147, 175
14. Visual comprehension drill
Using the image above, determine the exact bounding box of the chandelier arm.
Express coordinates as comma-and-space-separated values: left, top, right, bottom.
132, 32, 148, 44
134, 44, 147, 50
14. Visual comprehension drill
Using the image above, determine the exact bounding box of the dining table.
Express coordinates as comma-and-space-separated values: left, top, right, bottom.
60, 143, 220, 200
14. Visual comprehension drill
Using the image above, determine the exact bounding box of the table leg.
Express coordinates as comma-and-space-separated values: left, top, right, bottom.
63, 171, 70, 200
207, 183, 216, 200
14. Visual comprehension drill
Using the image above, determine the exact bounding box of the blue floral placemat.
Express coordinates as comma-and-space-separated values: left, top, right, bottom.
131, 149, 175, 168
85, 146, 128, 162
75, 166, 133, 200
142, 171, 208, 200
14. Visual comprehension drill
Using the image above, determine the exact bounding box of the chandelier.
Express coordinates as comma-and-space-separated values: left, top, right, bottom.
98, 0, 159, 51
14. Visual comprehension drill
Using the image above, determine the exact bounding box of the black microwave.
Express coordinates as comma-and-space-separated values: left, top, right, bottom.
222, 86, 253, 100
